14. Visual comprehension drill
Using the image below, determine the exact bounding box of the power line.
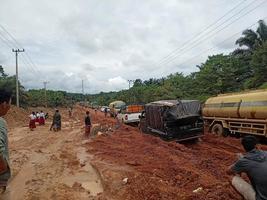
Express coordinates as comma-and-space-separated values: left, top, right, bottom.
157, 0, 267, 67
174, 15, 267, 71
0, 30, 39, 78
0, 23, 42, 75
156, 0, 259, 67
0, 32, 14, 49
0, 24, 45, 83
157, 0, 263, 67
154, 0, 250, 66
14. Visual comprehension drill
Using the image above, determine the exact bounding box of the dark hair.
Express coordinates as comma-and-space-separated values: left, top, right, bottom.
241, 136, 258, 152
0, 89, 12, 104
86, 111, 89, 115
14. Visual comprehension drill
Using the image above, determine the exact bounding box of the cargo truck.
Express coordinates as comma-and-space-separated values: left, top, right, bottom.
203, 89, 267, 137
109, 101, 126, 117
139, 100, 204, 141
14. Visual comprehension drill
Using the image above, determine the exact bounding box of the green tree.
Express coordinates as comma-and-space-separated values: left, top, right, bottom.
249, 41, 267, 88
235, 20, 267, 53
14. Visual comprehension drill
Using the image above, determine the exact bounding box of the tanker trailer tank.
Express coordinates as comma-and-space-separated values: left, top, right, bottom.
202, 89, 267, 138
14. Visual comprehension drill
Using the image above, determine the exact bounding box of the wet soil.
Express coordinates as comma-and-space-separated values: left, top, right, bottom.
2, 105, 266, 200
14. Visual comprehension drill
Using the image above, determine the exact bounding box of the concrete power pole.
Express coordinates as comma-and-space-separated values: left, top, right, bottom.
82, 79, 84, 95
12, 48, 24, 107
43, 81, 49, 107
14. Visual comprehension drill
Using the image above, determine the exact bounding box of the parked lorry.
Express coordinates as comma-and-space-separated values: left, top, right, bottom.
109, 100, 126, 117
203, 89, 267, 138
117, 105, 144, 124
139, 100, 204, 141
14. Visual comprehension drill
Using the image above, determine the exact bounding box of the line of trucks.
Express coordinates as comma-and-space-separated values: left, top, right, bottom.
105, 89, 267, 142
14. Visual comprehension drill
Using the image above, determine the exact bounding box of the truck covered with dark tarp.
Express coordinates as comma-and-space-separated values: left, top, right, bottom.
139, 100, 204, 141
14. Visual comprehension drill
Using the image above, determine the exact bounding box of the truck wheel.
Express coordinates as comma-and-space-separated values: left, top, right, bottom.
211, 124, 223, 136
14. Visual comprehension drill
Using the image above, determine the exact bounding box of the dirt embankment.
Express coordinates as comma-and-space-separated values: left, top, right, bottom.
4, 105, 266, 200
81, 108, 262, 200
3, 106, 29, 128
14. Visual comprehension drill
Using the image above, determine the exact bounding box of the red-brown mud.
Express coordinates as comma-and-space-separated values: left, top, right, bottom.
4, 105, 266, 200
86, 109, 248, 200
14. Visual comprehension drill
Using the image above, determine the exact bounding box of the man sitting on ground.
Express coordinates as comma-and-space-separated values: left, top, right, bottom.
227, 135, 267, 200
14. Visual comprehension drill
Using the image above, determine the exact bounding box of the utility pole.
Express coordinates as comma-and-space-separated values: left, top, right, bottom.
82, 79, 84, 95
43, 81, 49, 108
82, 79, 85, 105
12, 48, 24, 107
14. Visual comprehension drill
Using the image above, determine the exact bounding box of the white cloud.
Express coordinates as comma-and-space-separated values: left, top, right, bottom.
0, 0, 266, 93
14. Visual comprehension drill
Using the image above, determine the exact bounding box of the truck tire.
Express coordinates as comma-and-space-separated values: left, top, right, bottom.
211, 123, 224, 136
211, 124, 229, 137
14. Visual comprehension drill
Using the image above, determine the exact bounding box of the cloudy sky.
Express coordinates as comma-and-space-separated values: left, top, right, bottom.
0, 0, 266, 93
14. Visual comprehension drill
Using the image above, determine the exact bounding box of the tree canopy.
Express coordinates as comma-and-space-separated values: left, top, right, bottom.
1, 20, 267, 107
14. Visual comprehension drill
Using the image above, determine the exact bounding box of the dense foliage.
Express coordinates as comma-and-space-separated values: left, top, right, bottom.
0, 20, 267, 107
88, 20, 267, 105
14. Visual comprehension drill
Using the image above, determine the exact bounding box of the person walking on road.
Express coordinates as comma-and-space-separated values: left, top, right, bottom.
0, 89, 12, 194
227, 136, 267, 200
84, 111, 91, 138
29, 112, 36, 131
39, 110, 45, 125
50, 110, 61, 131
104, 107, 108, 118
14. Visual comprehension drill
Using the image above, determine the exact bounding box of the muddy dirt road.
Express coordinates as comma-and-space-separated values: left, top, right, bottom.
2, 106, 266, 200
3, 107, 103, 200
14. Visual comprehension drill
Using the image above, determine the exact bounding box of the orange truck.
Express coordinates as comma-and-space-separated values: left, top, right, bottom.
117, 105, 144, 124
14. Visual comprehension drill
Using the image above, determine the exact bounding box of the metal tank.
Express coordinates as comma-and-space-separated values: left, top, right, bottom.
203, 90, 267, 119
109, 101, 126, 109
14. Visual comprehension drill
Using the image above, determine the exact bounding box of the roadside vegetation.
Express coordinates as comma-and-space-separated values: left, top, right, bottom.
1, 20, 267, 107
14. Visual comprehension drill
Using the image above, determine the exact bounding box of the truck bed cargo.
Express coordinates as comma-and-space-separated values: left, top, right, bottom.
139, 100, 204, 141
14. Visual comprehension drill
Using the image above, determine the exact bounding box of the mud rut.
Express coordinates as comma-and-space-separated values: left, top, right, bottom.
2, 118, 103, 200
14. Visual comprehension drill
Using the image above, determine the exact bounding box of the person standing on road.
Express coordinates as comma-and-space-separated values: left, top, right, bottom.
68, 108, 72, 118
227, 136, 267, 200
50, 110, 61, 131
29, 112, 36, 131
36, 111, 40, 124
39, 110, 45, 125
104, 107, 108, 118
0, 89, 12, 193
84, 111, 91, 138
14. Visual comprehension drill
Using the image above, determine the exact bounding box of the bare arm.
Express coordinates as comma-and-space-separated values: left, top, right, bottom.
227, 164, 237, 175
227, 153, 244, 175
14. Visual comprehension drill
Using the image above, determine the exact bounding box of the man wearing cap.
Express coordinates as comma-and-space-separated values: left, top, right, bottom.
227, 136, 267, 200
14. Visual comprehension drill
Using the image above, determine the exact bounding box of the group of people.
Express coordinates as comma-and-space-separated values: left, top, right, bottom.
28, 109, 63, 132
29, 108, 90, 135
0, 88, 266, 199
28, 111, 47, 131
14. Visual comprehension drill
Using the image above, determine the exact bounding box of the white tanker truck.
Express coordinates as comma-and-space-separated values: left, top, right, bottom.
203, 89, 267, 138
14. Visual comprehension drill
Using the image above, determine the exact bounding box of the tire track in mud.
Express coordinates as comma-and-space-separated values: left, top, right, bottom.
3, 115, 104, 200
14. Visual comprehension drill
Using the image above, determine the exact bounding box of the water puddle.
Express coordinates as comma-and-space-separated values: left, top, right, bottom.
60, 147, 103, 196
1, 152, 48, 200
